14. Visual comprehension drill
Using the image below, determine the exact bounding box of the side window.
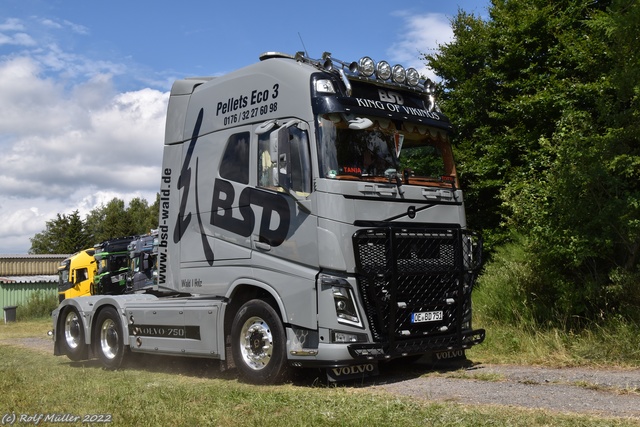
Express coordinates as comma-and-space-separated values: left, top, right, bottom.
220, 132, 250, 184
289, 126, 311, 195
257, 123, 311, 195
77, 268, 88, 283
258, 132, 277, 188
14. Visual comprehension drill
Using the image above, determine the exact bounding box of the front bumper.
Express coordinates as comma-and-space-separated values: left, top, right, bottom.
347, 328, 485, 360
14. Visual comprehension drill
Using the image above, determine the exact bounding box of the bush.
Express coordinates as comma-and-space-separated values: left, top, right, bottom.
475, 234, 640, 329
16, 291, 58, 320
473, 234, 538, 328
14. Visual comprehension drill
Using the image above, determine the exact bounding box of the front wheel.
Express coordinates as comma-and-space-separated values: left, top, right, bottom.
231, 300, 289, 384
61, 307, 88, 361
93, 306, 127, 370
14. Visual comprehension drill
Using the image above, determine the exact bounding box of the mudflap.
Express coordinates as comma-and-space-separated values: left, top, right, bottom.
428, 349, 469, 368
326, 361, 379, 382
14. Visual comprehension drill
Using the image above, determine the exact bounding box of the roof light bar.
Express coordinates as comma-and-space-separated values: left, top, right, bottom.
291, 51, 437, 98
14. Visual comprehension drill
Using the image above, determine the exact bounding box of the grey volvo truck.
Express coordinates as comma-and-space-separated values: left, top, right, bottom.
52, 51, 484, 384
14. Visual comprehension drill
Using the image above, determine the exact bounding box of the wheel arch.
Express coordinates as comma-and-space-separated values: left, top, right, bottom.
222, 280, 285, 339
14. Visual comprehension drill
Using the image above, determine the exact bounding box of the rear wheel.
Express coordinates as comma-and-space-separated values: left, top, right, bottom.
231, 300, 289, 384
93, 306, 127, 369
61, 307, 88, 361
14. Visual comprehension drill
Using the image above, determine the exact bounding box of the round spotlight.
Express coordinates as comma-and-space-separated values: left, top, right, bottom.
406, 68, 420, 86
424, 79, 435, 93
392, 64, 406, 84
358, 57, 375, 77
376, 61, 392, 80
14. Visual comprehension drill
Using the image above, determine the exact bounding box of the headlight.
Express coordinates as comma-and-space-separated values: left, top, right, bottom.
333, 286, 362, 326
321, 274, 363, 328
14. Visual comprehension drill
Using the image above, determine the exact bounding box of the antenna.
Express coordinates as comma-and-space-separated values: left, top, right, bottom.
298, 32, 309, 56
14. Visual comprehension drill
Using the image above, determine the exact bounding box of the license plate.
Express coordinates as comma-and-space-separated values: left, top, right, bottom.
411, 311, 443, 323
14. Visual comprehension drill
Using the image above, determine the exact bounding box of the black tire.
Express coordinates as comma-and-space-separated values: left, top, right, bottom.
61, 307, 88, 361
93, 306, 127, 370
231, 300, 289, 384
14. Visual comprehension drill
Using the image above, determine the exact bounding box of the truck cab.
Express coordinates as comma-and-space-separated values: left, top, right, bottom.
57, 249, 96, 302
126, 231, 158, 293
158, 51, 484, 380
92, 237, 136, 295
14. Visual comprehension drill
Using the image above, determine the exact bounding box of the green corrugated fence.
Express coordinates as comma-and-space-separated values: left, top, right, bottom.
0, 281, 57, 309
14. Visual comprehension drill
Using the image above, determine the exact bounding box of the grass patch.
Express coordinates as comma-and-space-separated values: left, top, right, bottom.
467, 317, 640, 368
1, 344, 637, 427
0, 318, 51, 339
425, 369, 505, 382
470, 235, 640, 369
1, 319, 638, 427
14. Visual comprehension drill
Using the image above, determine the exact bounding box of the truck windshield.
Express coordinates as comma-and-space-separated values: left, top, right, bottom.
96, 254, 128, 274
58, 269, 69, 285
317, 113, 457, 187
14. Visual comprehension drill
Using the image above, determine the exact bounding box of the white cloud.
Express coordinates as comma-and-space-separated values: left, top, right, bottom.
388, 12, 454, 81
0, 18, 25, 32
62, 20, 89, 35
0, 52, 167, 253
40, 17, 89, 35
0, 18, 35, 47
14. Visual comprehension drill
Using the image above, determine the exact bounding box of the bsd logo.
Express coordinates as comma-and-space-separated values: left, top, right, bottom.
378, 89, 404, 105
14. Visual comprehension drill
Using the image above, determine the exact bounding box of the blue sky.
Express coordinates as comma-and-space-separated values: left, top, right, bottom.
0, 0, 488, 254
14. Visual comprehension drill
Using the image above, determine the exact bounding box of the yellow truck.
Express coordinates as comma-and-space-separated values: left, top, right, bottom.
57, 249, 96, 302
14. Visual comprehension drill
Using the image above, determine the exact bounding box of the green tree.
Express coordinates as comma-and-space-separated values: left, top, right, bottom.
84, 196, 160, 244
31, 196, 159, 254
426, 0, 640, 324
29, 210, 88, 254
127, 194, 159, 235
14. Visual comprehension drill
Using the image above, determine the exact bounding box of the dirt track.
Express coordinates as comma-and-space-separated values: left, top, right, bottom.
7, 337, 640, 421
373, 362, 640, 420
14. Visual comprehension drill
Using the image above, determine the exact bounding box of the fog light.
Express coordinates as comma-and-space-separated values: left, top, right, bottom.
331, 330, 367, 343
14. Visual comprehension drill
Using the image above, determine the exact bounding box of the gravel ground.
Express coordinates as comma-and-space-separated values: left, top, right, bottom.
373, 361, 640, 420
6, 337, 640, 420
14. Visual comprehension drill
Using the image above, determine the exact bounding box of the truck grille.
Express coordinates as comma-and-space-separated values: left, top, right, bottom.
353, 226, 481, 350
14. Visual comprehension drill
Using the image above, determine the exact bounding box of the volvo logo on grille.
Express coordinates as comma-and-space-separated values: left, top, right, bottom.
407, 206, 416, 219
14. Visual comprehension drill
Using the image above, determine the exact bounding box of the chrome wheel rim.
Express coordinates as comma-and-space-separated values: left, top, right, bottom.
64, 311, 81, 349
239, 316, 273, 371
99, 318, 118, 360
